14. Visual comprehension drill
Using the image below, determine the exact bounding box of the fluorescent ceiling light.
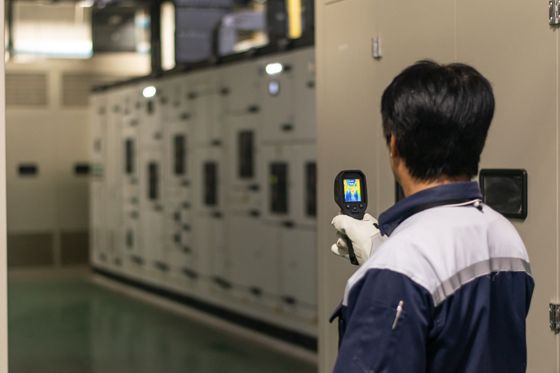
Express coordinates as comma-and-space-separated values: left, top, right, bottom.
78, 0, 94, 8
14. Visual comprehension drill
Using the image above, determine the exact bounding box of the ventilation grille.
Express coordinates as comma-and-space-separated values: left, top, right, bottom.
6, 72, 48, 107
61, 73, 118, 107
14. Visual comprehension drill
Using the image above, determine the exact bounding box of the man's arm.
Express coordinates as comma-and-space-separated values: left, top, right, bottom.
334, 268, 432, 373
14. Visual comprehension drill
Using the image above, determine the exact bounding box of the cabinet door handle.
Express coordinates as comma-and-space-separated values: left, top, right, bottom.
283, 220, 295, 228
282, 296, 297, 305
154, 261, 170, 272
247, 105, 260, 114
213, 276, 232, 289
182, 268, 198, 279
173, 234, 181, 243
281, 123, 294, 132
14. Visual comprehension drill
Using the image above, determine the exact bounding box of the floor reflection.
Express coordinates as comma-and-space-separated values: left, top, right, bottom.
8, 269, 316, 373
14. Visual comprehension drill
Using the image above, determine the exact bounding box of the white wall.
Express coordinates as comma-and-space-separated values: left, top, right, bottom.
6, 53, 149, 266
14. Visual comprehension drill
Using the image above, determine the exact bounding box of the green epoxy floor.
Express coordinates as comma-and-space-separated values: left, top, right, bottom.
8, 269, 316, 373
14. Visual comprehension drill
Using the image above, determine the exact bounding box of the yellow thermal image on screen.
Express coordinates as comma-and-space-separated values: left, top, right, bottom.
343, 179, 362, 203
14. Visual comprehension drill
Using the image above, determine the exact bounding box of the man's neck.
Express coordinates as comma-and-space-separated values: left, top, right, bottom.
401, 175, 471, 198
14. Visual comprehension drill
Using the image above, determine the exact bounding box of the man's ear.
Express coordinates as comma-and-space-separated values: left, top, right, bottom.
389, 134, 399, 159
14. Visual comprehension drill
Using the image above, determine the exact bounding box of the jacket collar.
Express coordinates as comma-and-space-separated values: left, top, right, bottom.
378, 181, 483, 236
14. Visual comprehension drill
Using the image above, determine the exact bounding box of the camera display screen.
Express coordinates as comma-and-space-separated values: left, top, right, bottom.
343, 178, 362, 202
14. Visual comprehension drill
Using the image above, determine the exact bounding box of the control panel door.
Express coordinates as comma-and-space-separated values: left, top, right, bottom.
259, 55, 296, 143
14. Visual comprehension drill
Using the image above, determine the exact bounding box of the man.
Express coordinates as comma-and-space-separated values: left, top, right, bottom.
330, 61, 534, 372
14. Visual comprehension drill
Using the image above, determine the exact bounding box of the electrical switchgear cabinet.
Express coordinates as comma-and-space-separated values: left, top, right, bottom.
90, 46, 318, 344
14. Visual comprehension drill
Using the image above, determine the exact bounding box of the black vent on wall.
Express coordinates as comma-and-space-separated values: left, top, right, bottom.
62, 73, 118, 107
6, 73, 48, 107
18, 163, 38, 177
74, 163, 91, 176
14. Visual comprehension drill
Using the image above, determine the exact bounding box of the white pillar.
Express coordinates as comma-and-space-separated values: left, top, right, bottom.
0, 0, 8, 370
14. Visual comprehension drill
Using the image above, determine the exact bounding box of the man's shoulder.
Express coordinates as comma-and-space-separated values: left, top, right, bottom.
348, 204, 530, 306
383, 203, 528, 260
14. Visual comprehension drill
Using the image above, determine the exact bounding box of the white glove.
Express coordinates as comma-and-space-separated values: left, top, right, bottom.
331, 213, 385, 265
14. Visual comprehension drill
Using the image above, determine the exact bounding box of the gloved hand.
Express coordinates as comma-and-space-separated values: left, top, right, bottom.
331, 213, 385, 265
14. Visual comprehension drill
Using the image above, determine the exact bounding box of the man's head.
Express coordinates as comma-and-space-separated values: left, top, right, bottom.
381, 61, 495, 186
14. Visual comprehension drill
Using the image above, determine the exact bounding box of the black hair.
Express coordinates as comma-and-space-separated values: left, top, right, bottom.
381, 60, 495, 181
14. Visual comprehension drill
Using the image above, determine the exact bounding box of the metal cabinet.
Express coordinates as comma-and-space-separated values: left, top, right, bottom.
89, 94, 107, 170
259, 143, 317, 320
89, 94, 107, 265
162, 131, 195, 287
292, 48, 316, 142
192, 146, 226, 279
224, 114, 261, 215
291, 144, 317, 228
279, 228, 317, 320
139, 148, 166, 277
228, 217, 280, 308
220, 62, 261, 115
159, 77, 189, 125
259, 50, 316, 144
104, 89, 127, 270
188, 71, 223, 147
193, 147, 224, 214
259, 54, 296, 144
138, 86, 164, 150
163, 120, 194, 197
89, 46, 318, 340
261, 144, 316, 226
122, 207, 144, 275
121, 116, 141, 206
90, 182, 107, 265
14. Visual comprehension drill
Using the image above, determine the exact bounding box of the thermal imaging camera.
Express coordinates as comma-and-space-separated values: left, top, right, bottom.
334, 170, 368, 219
334, 170, 368, 265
